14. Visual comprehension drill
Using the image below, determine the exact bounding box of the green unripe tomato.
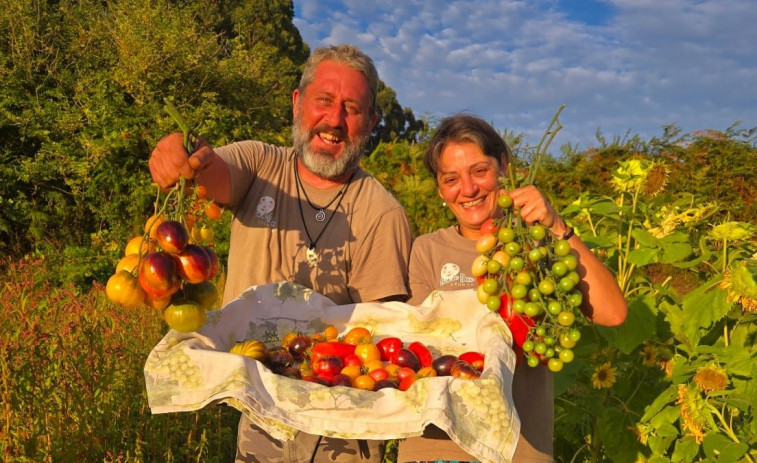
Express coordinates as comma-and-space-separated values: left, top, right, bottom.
535, 326, 546, 337
557, 311, 576, 326
527, 355, 540, 368
538, 278, 555, 295
497, 193, 514, 209
543, 335, 555, 346
505, 241, 522, 256
545, 348, 555, 358
547, 358, 564, 372
568, 329, 582, 342
568, 291, 583, 308
515, 271, 533, 286
561, 254, 578, 270
559, 348, 574, 363
486, 259, 502, 274
522, 340, 535, 352
508, 257, 525, 271
524, 302, 542, 317
482, 278, 500, 295
529, 225, 546, 241
513, 299, 526, 313
547, 300, 563, 316
510, 284, 528, 300
534, 342, 547, 355
553, 239, 571, 257
497, 227, 515, 243
559, 333, 577, 348
486, 294, 502, 311
528, 248, 543, 263
528, 288, 542, 302
551, 261, 568, 277
567, 271, 580, 285
558, 277, 575, 292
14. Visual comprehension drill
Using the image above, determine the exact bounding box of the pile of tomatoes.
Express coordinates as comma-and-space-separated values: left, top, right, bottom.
472, 192, 584, 373
229, 326, 486, 392
105, 184, 222, 333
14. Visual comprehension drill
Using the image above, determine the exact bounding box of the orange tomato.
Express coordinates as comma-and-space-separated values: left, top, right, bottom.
115, 254, 140, 274
281, 332, 298, 349
343, 327, 372, 345
124, 236, 155, 257
195, 185, 207, 199
384, 363, 401, 378
353, 374, 376, 391
205, 203, 222, 220
340, 365, 362, 381
144, 214, 165, 240
362, 359, 385, 373
323, 325, 339, 341
106, 270, 145, 308
417, 366, 437, 378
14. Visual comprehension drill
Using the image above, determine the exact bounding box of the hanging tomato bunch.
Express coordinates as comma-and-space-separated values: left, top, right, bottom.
105, 102, 222, 332
472, 191, 583, 373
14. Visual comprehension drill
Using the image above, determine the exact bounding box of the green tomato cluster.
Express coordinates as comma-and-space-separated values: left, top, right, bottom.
472, 192, 585, 373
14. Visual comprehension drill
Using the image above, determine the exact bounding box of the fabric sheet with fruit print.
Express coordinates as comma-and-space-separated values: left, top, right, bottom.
144, 282, 520, 463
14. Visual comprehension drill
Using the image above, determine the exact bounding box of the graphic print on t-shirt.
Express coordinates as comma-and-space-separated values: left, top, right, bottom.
439, 262, 476, 288
255, 196, 276, 227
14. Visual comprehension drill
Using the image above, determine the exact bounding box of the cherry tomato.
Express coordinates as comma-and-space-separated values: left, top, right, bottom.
497, 193, 513, 209
458, 352, 485, 371
416, 366, 437, 378
340, 365, 362, 381
355, 343, 381, 364
529, 225, 546, 241
376, 337, 403, 361
481, 218, 499, 236
395, 367, 416, 382
398, 374, 417, 391
408, 342, 433, 369
497, 227, 515, 243
475, 234, 497, 254
553, 239, 572, 257
342, 354, 362, 367
144, 214, 166, 240
343, 327, 372, 345
323, 325, 339, 340
353, 375, 376, 391
558, 311, 576, 326
205, 203, 222, 220
368, 368, 389, 382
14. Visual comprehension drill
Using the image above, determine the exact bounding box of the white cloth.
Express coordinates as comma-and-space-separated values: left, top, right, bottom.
144, 282, 521, 463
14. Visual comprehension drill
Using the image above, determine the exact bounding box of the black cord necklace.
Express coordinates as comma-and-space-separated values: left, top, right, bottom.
295, 162, 348, 222
294, 158, 355, 266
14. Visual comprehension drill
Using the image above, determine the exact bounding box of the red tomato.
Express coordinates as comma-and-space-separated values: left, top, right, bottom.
313, 356, 343, 377
311, 342, 356, 364
395, 367, 416, 382
481, 218, 499, 236
398, 374, 417, 391
342, 354, 362, 367
376, 337, 403, 362
458, 352, 485, 372
368, 368, 389, 382
408, 342, 433, 368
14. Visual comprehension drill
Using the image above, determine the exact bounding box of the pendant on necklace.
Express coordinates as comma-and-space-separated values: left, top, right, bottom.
315, 209, 326, 222
306, 245, 320, 267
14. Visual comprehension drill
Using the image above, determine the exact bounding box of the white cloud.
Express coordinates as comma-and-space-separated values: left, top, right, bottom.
293, 0, 757, 150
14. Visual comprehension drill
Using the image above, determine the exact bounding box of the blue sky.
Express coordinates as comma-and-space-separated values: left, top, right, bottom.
293, 0, 757, 152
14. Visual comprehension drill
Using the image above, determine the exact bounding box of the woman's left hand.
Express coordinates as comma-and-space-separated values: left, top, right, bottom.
507, 185, 567, 236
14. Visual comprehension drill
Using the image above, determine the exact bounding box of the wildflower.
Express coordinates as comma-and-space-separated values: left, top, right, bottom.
693, 364, 728, 393
660, 358, 675, 378
631, 423, 652, 445
591, 362, 617, 389
676, 384, 707, 443
720, 259, 757, 313
640, 343, 658, 367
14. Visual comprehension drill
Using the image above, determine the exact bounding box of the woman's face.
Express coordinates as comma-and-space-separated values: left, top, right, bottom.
436, 141, 503, 240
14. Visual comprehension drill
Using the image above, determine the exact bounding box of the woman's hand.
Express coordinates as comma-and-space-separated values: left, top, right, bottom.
507, 185, 569, 237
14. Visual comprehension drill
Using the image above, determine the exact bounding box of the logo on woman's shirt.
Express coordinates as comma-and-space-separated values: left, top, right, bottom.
439, 262, 475, 287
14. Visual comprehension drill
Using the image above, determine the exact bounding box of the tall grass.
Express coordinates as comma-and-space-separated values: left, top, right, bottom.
1, 258, 238, 462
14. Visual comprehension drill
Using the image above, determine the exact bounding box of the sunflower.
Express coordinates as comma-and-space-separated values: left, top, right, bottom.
720, 259, 757, 313
611, 159, 651, 194
709, 221, 754, 242
642, 161, 670, 198
640, 343, 658, 367
693, 364, 728, 394
591, 362, 617, 389
676, 384, 707, 444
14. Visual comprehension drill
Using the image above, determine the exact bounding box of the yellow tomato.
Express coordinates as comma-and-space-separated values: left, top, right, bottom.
323, 325, 339, 341
125, 236, 155, 257
354, 343, 381, 364
362, 359, 385, 373
340, 365, 362, 381
144, 214, 165, 240
115, 253, 140, 274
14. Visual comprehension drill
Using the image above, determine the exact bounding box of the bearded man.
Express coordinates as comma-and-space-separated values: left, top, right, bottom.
149, 44, 412, 462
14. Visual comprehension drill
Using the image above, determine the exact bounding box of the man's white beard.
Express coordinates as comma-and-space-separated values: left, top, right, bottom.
292, 113, 370, 180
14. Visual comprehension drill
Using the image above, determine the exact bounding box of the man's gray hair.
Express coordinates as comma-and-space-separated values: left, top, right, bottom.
298, 44, 379, 114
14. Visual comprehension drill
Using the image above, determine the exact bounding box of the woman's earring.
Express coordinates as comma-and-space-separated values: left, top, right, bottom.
442, 201, 447, 207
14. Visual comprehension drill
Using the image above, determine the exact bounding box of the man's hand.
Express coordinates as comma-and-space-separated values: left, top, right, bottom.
149, 133, 215, 189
